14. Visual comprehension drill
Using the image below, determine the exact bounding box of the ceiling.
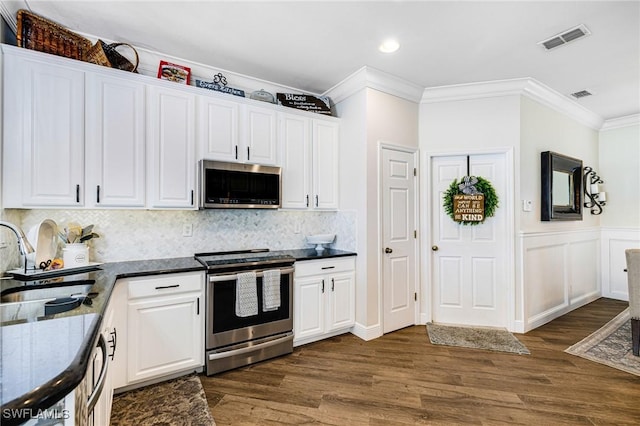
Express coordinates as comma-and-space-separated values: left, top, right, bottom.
5, 1, 640, 121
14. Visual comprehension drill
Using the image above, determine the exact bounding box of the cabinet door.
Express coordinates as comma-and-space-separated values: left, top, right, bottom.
294, 275, 325, 341
3, 54, 84, 207
280, 114, 311, 209
326, 271, 356, 332
86, 73, 146, 207
147, 85, 196, 208
312, 120, 339, 209
127, 292, 202, 383
198, 95, 240, 162
243, 105, 277, 165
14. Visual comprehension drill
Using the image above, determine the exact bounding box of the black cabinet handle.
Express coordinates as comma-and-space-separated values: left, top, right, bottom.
306, 195, 309, 207
235, 145, 238, 159
191, 190, 194, 206
155, 284, 180, 290
315, 195, 319, 207
321, 266, 335, 270
321, 279, 325, 293
108, 328, 117, 360
76, 184, 80, 203
332, 278, 335, 292
96, 185, 100, 203
197, 297, 200, 315
247, 146, 250, 160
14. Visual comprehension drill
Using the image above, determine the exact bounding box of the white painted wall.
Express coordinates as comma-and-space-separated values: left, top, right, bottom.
419, 94, 520, 327
599, 123, 640, 229
599, 121, 640, 300
419, 88, 605, 332
519, 96, 600, 232
334, 86, 419, 338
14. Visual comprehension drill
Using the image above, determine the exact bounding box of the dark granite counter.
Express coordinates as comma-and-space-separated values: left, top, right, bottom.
0, 249, 355, 423
0, 257, 205, 424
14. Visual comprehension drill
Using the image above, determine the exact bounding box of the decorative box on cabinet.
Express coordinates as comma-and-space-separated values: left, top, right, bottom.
198, 95, 278, 166
279, 113, 339, 210
293, 256, 355, 346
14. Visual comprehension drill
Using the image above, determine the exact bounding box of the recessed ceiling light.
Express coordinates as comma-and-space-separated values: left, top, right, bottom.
379, 39, 400, 53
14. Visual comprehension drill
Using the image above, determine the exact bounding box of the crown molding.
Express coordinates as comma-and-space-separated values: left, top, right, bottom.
421, 77, 604, 130
600, 114, 640, 131
324, 66, 424, 104
0, 1, 21, 33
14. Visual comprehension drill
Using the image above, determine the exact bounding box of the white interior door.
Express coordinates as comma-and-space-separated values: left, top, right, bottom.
430, 153, 507, 327
382, 147, 417, 333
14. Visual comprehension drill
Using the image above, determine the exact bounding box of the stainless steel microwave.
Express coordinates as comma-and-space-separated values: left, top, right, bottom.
199, 160, 281, 209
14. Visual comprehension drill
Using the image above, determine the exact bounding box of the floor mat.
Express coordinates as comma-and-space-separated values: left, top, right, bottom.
110, 373, 215, 425
426, 322, 530, 355
565, 308, 639, 376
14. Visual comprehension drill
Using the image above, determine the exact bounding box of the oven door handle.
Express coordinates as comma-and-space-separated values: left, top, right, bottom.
208, 334, 292, 360
208, 267, 295, 282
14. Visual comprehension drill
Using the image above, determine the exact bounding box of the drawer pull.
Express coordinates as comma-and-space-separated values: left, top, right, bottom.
155, 284, 180, 290
321, 266, 335, 270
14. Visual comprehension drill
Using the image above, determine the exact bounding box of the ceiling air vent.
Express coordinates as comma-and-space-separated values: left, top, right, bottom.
539, 24, 591, 50
570, 90, 593, 99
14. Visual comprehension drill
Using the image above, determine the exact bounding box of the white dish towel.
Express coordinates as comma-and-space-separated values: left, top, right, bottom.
262, 269, 281, 311
235, 271, 258, 317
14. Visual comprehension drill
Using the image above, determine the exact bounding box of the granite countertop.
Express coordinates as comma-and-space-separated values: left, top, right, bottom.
0, 248, 356, 421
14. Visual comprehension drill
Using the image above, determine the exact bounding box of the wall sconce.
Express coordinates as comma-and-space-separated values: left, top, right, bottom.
583, 166, 606, 215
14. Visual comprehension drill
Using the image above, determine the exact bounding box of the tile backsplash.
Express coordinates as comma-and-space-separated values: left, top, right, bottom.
1, 209, 356, 272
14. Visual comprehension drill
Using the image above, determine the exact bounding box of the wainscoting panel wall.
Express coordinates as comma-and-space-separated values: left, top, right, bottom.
519, 228, 601, 332
601, 227, 640, 300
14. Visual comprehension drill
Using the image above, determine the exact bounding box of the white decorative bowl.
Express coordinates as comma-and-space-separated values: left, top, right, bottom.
306, 234, 336, 251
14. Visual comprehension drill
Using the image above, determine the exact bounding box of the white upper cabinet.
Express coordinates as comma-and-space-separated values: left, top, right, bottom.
280, 113, 339, 210
198, 95, 240, 162
242, 105, 278, 165
312, 120, 339, 210
85, 73, 146, 207
3, 51, 85, 207
280, 113, 311, 209
198, 96, 278, 166
146, 84, 197, 209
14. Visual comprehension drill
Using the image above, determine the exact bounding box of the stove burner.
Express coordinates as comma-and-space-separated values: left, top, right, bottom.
194, 249, 295, 273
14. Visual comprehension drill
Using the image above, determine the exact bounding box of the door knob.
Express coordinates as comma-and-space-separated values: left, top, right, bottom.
385, 247, 393, 254
431, 245, 439, 251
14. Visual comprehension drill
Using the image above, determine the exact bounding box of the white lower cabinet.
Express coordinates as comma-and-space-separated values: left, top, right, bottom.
293, 256, 355, 346
110, 271, 204, 391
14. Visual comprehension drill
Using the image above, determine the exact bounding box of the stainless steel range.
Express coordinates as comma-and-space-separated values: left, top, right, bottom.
195, 249, 295, 375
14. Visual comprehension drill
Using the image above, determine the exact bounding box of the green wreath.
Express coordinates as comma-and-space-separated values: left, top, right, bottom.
443, 176, 499, 225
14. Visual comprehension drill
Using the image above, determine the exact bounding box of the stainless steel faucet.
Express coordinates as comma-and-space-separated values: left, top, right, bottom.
0, 221, 35, 255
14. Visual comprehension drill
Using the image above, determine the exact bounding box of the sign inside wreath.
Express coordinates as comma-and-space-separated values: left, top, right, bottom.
453, 194, 485, 222
443, 176, 499, 225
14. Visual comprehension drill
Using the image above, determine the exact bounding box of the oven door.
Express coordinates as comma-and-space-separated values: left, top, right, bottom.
206, 266, 293, 350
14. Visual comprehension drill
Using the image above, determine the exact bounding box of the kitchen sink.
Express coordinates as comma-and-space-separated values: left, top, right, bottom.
0, 279, 96, 304
0, 279, 97, 323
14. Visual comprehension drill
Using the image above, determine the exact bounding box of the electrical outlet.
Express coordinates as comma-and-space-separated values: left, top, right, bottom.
182, 224, 193, 237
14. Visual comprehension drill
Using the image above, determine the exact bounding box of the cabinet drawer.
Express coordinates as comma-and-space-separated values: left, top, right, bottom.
127, 272, 203, 299
295, 257, 355, 278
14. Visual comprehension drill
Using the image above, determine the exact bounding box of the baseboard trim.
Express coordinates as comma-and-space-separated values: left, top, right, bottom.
351, 321, 382, 341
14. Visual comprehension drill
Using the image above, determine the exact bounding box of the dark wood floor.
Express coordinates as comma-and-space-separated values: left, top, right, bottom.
201, 298, 640, 425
